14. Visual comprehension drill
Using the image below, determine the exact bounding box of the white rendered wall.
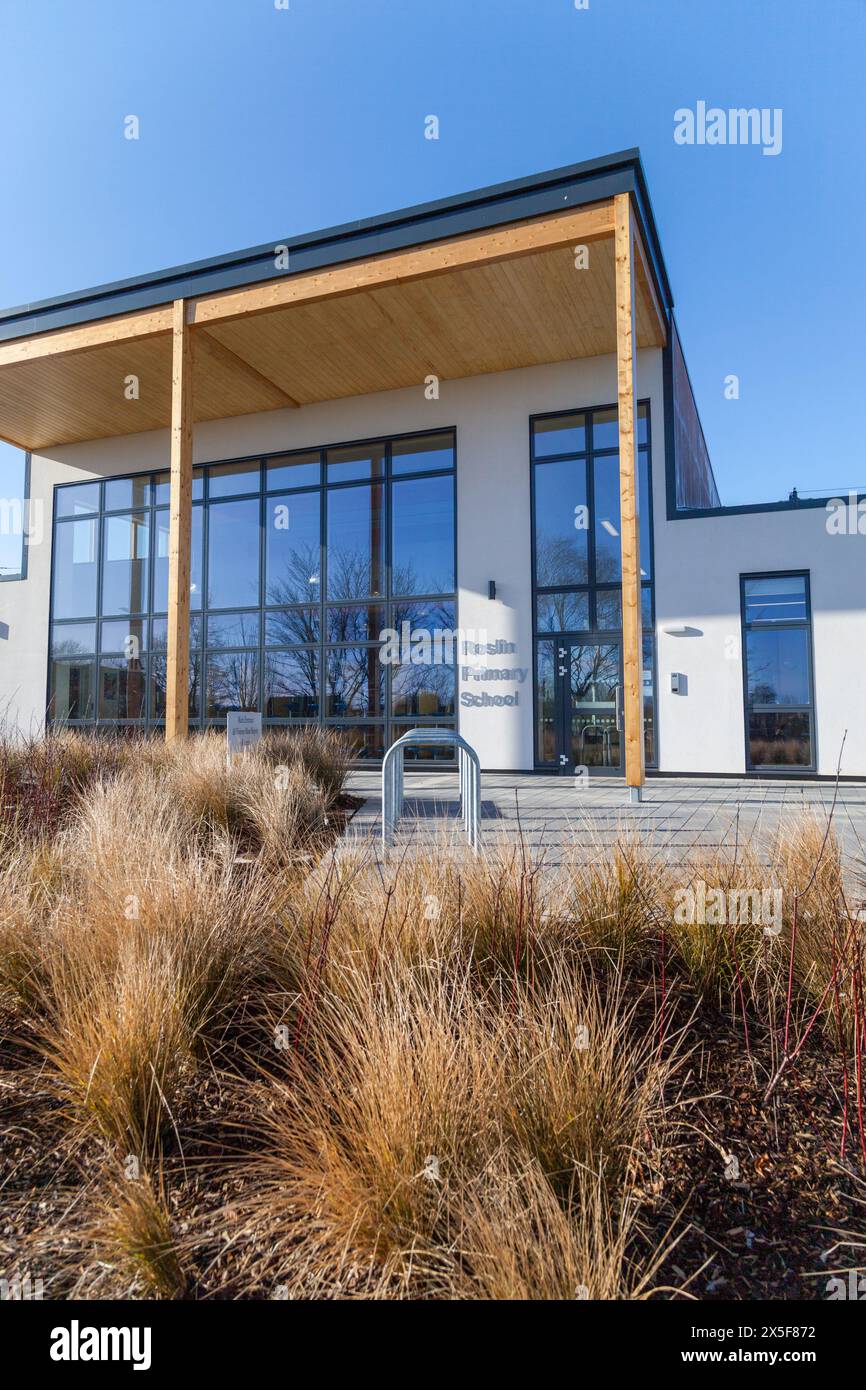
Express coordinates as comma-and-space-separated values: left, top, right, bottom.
0, 350, 663, 769
653, 503, 866, 778
5, 347, 859, 777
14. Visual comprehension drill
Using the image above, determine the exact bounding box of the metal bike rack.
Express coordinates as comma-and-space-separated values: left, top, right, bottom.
381, 728, 481, 852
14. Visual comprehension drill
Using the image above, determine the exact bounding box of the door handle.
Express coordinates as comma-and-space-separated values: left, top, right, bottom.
614, 684, 623, 732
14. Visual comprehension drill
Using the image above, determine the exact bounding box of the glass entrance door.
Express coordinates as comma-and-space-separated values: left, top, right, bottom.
556, 639, 623, 774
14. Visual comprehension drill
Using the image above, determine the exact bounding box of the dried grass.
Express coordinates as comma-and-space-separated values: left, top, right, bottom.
1, 728, 861, 1298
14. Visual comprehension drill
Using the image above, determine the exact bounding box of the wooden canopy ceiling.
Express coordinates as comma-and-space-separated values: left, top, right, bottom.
0, 197, 666, 452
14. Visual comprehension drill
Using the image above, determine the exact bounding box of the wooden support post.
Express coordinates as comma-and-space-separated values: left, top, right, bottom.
614, 193, 645, 796
165, 299, 194, 742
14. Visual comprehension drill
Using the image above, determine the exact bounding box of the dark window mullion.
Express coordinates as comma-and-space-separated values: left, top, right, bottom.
145, 475, 157, 727
384, 451, 392, 745
259, 460, 266, 723
94, 486, 106, 723
586, 417, 598, 628
320, 461, 328, 731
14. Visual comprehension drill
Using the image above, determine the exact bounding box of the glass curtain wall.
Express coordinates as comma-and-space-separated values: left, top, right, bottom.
48, 431, 457, 760
531, 402, 656, 767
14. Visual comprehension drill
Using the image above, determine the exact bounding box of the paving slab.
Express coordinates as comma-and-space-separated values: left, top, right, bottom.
341, 770, 866, 877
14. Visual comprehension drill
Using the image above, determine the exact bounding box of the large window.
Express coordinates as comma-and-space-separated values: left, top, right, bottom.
741, 572, 814, 770
531, 402, 656, 768
48, 431, 456, 759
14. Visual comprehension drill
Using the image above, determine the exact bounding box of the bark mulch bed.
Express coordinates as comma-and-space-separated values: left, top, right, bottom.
3, 985, 865, 1299
639, 986, 862, 1300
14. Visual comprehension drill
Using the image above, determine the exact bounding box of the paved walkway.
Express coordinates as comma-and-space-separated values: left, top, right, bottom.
342, 770, 866, 872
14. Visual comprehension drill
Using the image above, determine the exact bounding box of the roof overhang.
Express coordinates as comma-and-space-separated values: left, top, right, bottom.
0, 150, 670, 451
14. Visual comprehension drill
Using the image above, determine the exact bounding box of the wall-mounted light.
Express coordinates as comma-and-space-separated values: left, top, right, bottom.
662, 624, 703, 637
488, 580, 497, 601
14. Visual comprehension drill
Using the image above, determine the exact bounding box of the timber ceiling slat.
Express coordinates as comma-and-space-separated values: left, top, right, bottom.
0, 206, 668, 449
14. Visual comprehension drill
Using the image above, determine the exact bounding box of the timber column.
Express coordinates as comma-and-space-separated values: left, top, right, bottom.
165, 298, 194, 741
613, 193, 645, 800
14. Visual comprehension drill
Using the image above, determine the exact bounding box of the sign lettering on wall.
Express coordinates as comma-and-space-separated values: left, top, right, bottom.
459, 639, 525, 709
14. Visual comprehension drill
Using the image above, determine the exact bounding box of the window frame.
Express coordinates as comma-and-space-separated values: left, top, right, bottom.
0, 449, 31, 583
739, 569, 816, 774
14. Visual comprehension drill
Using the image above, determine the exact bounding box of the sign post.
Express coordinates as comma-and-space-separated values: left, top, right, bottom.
226, 711, 263, 766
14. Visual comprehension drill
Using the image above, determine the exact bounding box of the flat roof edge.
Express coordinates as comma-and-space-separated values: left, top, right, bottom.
0, 149, 673, 344
670, 495, 862, 520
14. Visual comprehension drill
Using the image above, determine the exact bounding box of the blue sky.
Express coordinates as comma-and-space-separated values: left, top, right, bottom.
1, 0, 864, 571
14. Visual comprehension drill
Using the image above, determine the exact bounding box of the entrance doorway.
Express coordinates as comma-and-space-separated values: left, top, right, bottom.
555, 638, 623, 773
